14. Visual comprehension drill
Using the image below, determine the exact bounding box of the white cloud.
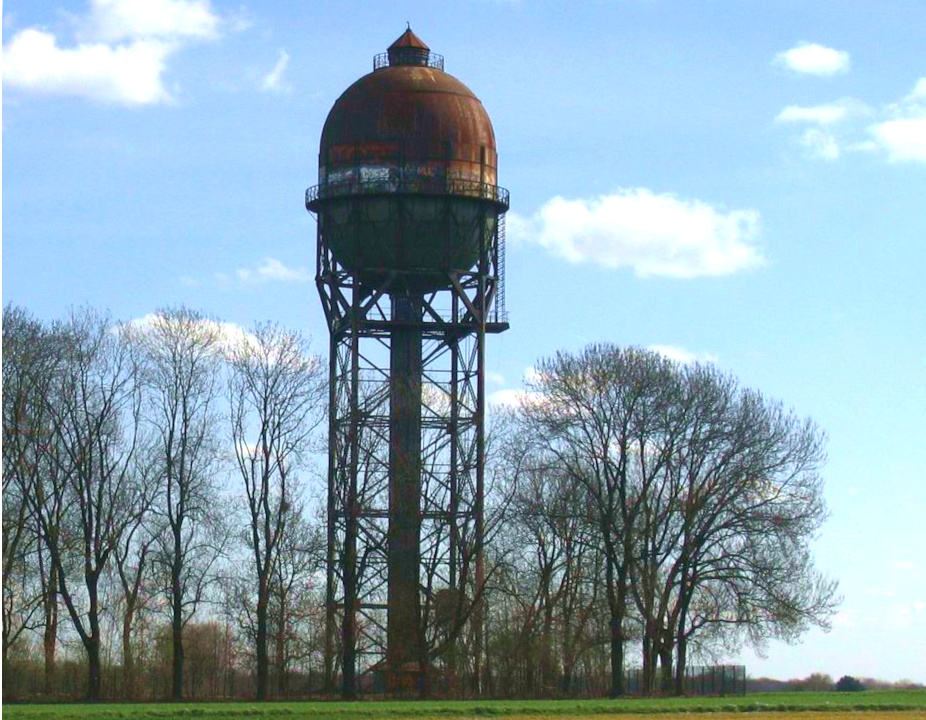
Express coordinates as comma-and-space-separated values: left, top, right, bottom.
488, 388, 546, 409
648, 345, 718, 365
775, 79, 926, 164
866, 587, 897, 598
2, 0, 221, 105
523, 366, 542, 385
846, 140, 878, 153
868, 118, 926, 162
889, 558, 920, 573
909, 78, 926, 103
775, 99, 869, 160
774, 42, 850, 77
2, 29, 172, 105
775, 98, 868, 125
488, 368, 548, 408
800, 128, 841, 160
225, 6, 254, 34
488, 389, 523, 407
232, 257, 311, 284
82, 0, 219, 43
260, 49, 290, 93
867, 78, 926, 164
509, 189, 764, 279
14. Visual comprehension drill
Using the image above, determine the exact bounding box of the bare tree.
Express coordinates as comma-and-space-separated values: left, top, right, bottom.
226, 322, 325, 700
111, 447, 160, 700
517, 346, 672, 695
133, 307, 227, 701
514, 345, 838, 696
268, 507, 325, 697
2, 306, 51, 670
20, 308, 143, 700
663, 367, 839, 692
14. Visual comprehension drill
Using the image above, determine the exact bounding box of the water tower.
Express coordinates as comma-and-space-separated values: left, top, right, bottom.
306, 29, 509, 697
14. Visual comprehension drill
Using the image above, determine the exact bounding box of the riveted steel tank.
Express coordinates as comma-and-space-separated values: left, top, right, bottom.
306, 29, 508, 292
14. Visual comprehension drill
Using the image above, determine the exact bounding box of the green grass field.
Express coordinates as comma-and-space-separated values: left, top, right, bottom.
3, 691, 926, 720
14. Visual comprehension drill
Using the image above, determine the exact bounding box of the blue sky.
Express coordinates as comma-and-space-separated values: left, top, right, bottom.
3, 0, 925, 683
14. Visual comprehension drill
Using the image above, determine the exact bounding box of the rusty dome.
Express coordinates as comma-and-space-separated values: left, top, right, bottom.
317, 28, 498, 189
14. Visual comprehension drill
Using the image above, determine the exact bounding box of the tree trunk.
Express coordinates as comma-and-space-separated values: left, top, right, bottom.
85, 578, 102, 701
122, 604, 136, 700
256, 587, 269, 700
641, 615, 653, 695
562, 660, 573, 697
607, 557, 626, 697
609, 616, 624, 697
43, 568, 58, 698
658, 642, 673, 695
674, 634, 688, 696
86, 635, 102, 701
172, 579, 184, 701
275, 594, 287, 699
540, 601, 554, 697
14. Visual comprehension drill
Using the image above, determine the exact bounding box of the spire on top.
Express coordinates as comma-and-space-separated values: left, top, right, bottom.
386, 26, 431, 67
388, 26, 429, 52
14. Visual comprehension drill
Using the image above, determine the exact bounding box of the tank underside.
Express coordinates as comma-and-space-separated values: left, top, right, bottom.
311, 193, 502, 292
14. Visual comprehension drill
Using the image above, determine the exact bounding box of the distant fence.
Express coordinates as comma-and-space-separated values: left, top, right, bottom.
684, 665, 746, 696
623, 664, 746, 696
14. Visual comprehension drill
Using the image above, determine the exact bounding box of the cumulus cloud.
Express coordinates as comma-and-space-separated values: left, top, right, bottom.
889, 558, 920, 573
775, 99, 870, 160
647, 345, 718, 365
509, 189, 764, 279
487, 389, 527, 408
488, 367, 545, 408
799, 128, 841, 160
870, 118, 926, 162
230, 257, 311, 284
260, 49, 290, 93
82, 0, 219, 43
868, 78, 926, 163
488, 387, 547, 409
2, 28, 172, 105
486, 371, 506, 386
773, 81, 926, 164
2, 0, 222, 105
775, 98, 868, 125
774, 42, 850, 77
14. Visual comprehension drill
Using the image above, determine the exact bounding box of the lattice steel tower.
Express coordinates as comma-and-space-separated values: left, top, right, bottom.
306, 29, 509, 697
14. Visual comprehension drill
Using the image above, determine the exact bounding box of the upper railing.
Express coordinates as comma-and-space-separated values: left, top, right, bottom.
374, 50, 444, 72
306, 176, 509, 210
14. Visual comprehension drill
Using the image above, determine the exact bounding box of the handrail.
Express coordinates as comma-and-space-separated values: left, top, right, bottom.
306, 177, 509, 209
373, 51, 444, 72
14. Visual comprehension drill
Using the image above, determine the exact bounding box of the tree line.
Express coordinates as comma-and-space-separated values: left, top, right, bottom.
3, 305, 326, 702
2, 305, 838, 701
485, 346, 838, 697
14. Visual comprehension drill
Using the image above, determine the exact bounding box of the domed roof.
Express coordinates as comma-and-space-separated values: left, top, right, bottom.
317, 30, 497, 175
320, 64, 496, 153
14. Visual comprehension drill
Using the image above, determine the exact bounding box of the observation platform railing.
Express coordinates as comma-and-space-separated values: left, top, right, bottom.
306, 176, 509, 210
373, 51, 444, 71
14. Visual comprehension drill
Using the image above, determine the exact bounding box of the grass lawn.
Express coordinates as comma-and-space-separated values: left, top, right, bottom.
3, 691, 925, 720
